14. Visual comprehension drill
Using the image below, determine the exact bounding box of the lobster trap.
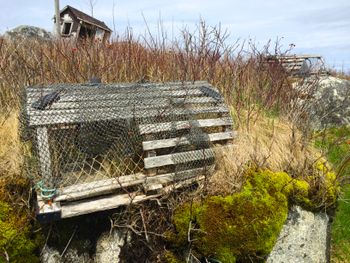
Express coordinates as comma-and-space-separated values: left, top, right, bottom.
22, 81, 235, 221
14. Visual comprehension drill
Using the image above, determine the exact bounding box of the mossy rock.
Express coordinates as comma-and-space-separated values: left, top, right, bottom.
169, 169, 316, 262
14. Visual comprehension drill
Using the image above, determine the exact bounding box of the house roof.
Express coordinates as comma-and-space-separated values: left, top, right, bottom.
60, 5, 112, 32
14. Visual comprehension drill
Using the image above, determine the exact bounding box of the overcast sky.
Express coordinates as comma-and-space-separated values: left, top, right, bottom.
0, 0, 349, 71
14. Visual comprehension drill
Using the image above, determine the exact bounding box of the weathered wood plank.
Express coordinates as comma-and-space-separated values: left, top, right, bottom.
28, 102, 227, 117
26, 81, 211, 94
139, 117, 233, 135
26, 87, 222, 104
282, 63, 303, 68
144, 148, 215, 169
28, 106, 229, 126
36, 127, 53, 190
41, 165, 215, 217
56, 173, 147, 201
26, 96, 224, 113
145, 166, 214, 185
26, 82, 219, 97
55, 167, 213, 202
36, 199, 61, 220
60, 192, 160, 218
281, 63, 303, 68
142, 131, 235, 151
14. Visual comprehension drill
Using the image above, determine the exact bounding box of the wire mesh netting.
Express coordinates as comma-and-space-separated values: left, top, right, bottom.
21, 81, 233, 201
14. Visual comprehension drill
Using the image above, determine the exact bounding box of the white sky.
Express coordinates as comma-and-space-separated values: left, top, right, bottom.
0, 0, 349, 71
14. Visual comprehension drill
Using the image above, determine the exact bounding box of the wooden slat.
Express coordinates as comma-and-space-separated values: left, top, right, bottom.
27, 96, 223, 112
26, 81, 210, 94
25, 81, 211, 92
161, 175, 205, 194
144, 166, 214, 185
26, 87, 221, 104
56, 173, 147, 201
280, 58, 305, 62
282, 62, 303, 67
28, 102, 227, 117
60, 192, 160, 218
55, 167, 213, 202
139, 117, 233, 135
142, 131, 235, 151
59, 165, 214, 217
28, 106, 229, 126
26, 84, 220, 99
144, 148, 214, 169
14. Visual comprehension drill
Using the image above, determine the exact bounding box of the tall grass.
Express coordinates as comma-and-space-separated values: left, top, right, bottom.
0, 22, 295, 123
0, 22, 310, 197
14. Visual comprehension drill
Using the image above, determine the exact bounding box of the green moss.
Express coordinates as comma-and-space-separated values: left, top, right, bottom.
199, 170, 292, 261
162, 251, 183, 263
0, 201, 40, 263
305, 160, 340, 210
169, 166, 340, 261
170, 169, 303, 262
170, 202, 203, 247
290, 179, 312, 207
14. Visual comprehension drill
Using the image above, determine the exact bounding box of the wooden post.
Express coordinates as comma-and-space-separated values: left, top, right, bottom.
36, 127, 54, 192
54, 0, 61, 38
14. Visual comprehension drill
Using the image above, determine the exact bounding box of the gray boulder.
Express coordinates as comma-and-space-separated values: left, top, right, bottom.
4, 25, 52, 41
298, 76, 350, 129
41, 245, 91, 263
267, 205, 329, 263
41, 246, 61, 263
94, 229, 127, 263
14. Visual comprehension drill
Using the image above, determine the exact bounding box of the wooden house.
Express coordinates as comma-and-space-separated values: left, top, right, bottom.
55, 5, 112, 42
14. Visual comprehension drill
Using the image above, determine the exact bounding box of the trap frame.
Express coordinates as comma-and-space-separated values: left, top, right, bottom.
22, 81, 235, 221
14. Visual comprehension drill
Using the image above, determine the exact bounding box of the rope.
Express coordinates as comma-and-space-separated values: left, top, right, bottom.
36, 181, 57, 200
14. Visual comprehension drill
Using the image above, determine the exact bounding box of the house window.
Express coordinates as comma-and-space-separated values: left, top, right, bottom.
62, 22, 72, 35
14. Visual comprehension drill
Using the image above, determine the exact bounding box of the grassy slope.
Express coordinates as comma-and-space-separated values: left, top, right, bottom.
315, 127, 350, 262
332, 186, 350, 262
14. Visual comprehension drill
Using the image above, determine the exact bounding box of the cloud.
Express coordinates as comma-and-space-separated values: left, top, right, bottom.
295, 5, 350, 26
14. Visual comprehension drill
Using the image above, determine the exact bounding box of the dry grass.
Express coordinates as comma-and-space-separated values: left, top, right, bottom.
0, 112, 24, 185
211, 111, 319, 194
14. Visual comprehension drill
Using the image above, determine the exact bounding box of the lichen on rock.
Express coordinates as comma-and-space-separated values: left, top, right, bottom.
267, 205, 329, 263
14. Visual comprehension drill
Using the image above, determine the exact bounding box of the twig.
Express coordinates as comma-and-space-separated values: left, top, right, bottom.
40, 224, 52, 256
60, 226, 78, 258
140, 207, 149, 242
2, 250, 9, 263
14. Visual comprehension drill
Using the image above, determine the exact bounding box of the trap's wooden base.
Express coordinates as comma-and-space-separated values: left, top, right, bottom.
36, 168, 210, 221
